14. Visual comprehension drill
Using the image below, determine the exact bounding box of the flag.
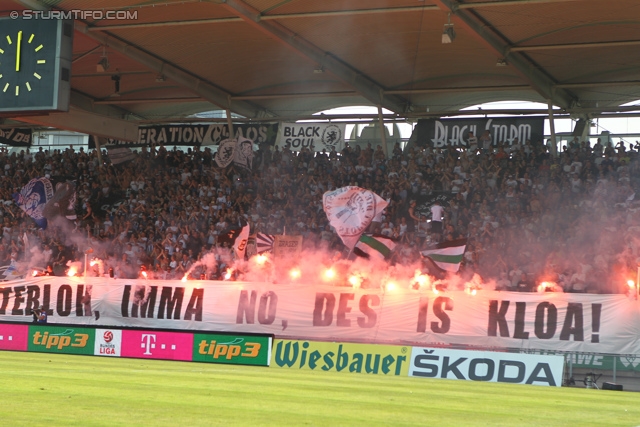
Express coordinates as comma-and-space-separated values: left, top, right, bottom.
354, 234, 396, 260
215, 139, 236, 168
255, 233, 275, 254
91, 192, 126, 219
0, 264, 22, 281
42, 181, 77, 221
233, 137, 254, 171
421, 238, 467, 272
322, 186, 388, 249
234, 222, 250, 260
13, 177, 54, 229
215, 138, 254, 170
22, 233, 29, 252
219, 221, 250, 259
107, 147, 137, 165
414, 192, 455, 219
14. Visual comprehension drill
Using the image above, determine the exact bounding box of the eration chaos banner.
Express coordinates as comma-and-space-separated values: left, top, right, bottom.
90, 123, 279, 148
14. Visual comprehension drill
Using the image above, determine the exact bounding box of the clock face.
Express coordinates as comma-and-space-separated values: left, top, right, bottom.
0, 28, 56, 107
0, 18, 72, 113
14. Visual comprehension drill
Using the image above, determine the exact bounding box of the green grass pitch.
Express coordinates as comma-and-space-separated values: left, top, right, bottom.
0, 351, 638, 426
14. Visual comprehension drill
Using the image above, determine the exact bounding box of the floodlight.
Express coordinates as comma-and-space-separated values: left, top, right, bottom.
442, 26, 456, 44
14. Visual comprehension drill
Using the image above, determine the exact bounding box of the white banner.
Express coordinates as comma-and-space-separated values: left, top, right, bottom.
275, 123, 346, 152
273, 235, 302, 258
1, 277, 639, 355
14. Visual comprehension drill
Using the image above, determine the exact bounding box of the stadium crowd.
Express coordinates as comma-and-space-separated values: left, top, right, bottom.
0, 134, 639, 294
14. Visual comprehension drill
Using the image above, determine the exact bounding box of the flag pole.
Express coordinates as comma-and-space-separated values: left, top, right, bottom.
346, 245, 355, 261
636, 264, 639, 300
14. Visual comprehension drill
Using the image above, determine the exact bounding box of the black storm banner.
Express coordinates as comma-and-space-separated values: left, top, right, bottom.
413, 117, 545, 148
90, 123, 279, 148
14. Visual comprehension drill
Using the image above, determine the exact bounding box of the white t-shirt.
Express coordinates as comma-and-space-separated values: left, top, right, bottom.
430, 204, 444, 222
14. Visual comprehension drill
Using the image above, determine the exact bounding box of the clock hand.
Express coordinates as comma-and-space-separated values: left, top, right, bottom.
15, 30, 22, 72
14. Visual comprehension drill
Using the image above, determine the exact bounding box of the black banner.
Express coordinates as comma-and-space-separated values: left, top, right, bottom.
415, 192, 455, 219
0, 128, 32, 147
90, 123, 279, 149
412, 117, 545, 148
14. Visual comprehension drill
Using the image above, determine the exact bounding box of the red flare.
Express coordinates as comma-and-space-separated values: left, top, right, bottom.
289, 268, 301, 280
323, 268, 336, 280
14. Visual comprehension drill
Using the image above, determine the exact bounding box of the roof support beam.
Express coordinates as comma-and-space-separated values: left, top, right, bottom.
87, 6, 438, 31
263, 6, 436, 19
556, 80, 640, 89
387, 85, 531, 95
15, 107, 139, 141
220, 0, 410, 114
72, 45, 101, 63
69, 90, 146, 121
95, 79, 640, 104
94, 97, 203, 105
87, 17, 243, 31
511, 39, 640, 52
74, 22, 265, 118
13, 90, 143, 140
433, 0, 578, 110
458, 0, 586, 8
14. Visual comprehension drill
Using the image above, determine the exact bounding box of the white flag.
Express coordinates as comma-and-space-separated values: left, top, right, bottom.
108, 147, 136, 165
234, 222, 251, 260
215, 139, 236, 168
322, 186, 388, 249
233, 137, 254, 171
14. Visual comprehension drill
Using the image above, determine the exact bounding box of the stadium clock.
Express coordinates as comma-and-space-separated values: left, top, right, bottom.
0, 17, 73, 113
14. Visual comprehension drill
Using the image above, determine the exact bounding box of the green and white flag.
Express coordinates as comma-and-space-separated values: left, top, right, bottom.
354, 234, 396, 260
421, 238, 467, 272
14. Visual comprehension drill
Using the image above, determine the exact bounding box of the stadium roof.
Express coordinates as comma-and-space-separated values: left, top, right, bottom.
3, 0, 640, 139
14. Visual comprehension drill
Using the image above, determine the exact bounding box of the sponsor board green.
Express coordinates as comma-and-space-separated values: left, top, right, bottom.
192, 334, 271, 366
272, 339, 410, 376
28, 325, 95, 355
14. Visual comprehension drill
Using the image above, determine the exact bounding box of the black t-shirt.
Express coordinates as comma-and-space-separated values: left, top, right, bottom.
517, 280, 533, 292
